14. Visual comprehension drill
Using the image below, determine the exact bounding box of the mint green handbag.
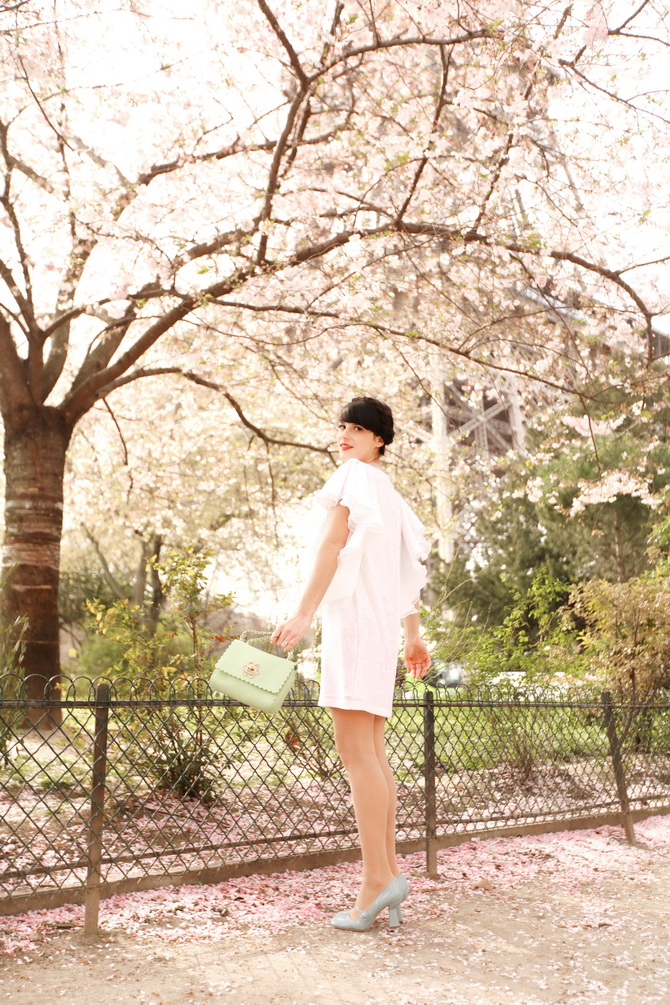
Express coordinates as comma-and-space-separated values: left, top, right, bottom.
209, 638, 296, 714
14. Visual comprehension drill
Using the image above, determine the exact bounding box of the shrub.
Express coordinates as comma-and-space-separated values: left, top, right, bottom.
0, 569, 27, 765
425, 567, 585, 688
78, 549, 235, 798
570, 571, 670, 697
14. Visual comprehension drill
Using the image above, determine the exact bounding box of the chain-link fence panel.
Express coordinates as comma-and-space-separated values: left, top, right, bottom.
2, 674, 669, 926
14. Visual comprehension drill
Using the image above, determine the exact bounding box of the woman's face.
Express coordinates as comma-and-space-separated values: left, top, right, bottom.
337, 421, 384, 464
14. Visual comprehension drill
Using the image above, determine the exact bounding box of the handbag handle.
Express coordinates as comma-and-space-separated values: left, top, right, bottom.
240, 629, 272, 643
240, 629, 296, 654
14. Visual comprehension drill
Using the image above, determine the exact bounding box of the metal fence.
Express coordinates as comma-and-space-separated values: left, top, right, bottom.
1, 673, 670, 934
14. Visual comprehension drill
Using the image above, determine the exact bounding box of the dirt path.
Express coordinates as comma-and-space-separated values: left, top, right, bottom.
2, 816, 670, 1004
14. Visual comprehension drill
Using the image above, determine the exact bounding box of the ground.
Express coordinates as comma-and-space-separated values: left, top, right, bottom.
1, 815, 669, 1004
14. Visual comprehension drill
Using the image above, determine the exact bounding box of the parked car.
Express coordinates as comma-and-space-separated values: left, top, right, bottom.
427, 660, 464, 689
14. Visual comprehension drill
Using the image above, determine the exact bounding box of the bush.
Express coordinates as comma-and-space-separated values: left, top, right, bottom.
75, 549, 235, 798
69, 633, 128, 677
570, 570, 670, 697
77, 549, 232, 683
71, 623, 198, 680
428, 562, 670, 700
424, 567, 585, 688
0, 569, 27, 765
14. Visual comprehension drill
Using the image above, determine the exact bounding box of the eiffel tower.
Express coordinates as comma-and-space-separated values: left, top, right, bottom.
429, 372, 526, 563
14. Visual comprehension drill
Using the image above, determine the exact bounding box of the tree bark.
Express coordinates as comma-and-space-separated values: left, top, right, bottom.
2, 406, 70, 727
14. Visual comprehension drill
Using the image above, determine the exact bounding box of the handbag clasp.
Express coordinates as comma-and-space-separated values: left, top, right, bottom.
242, 661, 261, 677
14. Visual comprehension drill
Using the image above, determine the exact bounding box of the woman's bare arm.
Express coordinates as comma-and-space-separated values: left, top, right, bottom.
271, 503, 350, 651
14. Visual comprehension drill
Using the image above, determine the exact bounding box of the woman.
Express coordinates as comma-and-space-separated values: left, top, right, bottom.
272, 396, 431, 931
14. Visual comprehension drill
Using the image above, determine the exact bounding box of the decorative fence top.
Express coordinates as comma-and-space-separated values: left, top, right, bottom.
2, 672, 669, 709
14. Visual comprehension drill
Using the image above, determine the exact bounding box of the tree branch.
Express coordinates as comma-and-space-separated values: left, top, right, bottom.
82, 525, 128, 602
541, 248, 656, 364
0, 313, 32, 417
396, 45, 451, 223
41, 316, 72, 399
610, 0, 652, 35
100, 396, 129, 466
467, 59, 543, 236
0, 256, 32, 326
0, 119, 55, 194
68, 131, 130, 188
107, 121, 353, 228
558, 62, 670, 125
617, 254, 670, 275
312, 29, 495, 80
190, 296, 603, 398
256, 86, 310, 264
67, 308, 140, 396
388, 222, 659, 346
0, 135, 37, 334
211, 298, 340, 321
56, 206, 661, 427
110, 136, 244, 220
257, 0, 309, 87
60, 269, 257, 424
97, 365, 336, 459
174, 229, 249, 267
211, 285, 655, 401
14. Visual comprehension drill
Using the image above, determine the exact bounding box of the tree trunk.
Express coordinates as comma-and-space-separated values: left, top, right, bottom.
2, 406, 70, 727
131, 532, 164, 634
143, 533, 164, 635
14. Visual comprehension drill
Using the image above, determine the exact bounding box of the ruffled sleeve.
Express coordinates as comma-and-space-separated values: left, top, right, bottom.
316, 459, 384, 608
398, 497, 430, 618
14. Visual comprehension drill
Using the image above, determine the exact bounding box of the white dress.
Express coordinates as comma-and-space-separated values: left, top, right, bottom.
315, 458, 429, 717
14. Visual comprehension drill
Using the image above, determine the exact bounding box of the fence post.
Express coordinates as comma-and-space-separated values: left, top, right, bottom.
601, 690, 636, 845
423, 688, 438, 878
84, 683, 111, 936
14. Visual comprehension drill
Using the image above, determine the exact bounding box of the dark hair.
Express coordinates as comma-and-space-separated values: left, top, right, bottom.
339, 396, 394, 456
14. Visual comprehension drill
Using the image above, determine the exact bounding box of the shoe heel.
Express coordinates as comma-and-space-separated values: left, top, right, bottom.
388, 905, 402, 927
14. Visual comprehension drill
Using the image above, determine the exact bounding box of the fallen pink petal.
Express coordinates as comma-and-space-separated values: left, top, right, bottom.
1, 814, 669, 1003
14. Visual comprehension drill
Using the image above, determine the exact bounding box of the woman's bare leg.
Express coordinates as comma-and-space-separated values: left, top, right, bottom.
372, 714, 400, 877
330, 708, 396, 911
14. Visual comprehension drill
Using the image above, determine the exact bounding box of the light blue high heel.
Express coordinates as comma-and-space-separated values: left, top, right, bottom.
331, 878, 404, 931
394, 874, 409, 922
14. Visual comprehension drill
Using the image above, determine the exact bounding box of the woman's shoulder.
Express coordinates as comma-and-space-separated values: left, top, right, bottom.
320, 458, 370, 497
346, 458, 393, 481
317, 458, 392, 517
333, 459, 394, 492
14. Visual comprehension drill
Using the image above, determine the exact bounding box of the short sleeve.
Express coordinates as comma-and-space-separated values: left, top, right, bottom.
398, 498, 430, 618
316, 459, 384, 608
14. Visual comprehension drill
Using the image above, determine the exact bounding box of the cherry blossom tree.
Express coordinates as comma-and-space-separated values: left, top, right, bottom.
1, 0, 669, 712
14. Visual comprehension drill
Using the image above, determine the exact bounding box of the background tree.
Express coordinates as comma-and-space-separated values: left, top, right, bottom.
434, 378, 670, 625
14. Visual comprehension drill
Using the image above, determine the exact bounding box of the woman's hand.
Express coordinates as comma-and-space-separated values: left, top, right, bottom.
404, 638, 431, 679
271, 613, 311, 653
